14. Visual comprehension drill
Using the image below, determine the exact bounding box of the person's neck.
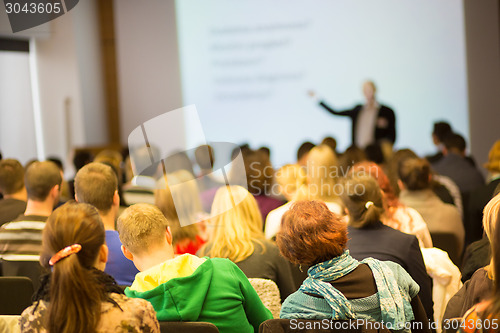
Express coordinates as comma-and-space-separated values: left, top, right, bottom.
24, 199, 53, 217
365, 98, 376, 108
99, 210, 116, 230
4, 189, 27, 201
135, 246, 175, 272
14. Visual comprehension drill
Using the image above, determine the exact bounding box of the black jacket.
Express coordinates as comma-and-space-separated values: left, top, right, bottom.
319, 101, 396, 145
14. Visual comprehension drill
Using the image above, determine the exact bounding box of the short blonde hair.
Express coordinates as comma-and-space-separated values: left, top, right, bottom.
484, 194, 500, 243
295, 145, 339, 202
117, 203, 169, 255
275, 164, 306, 200
200, 186, 264, 262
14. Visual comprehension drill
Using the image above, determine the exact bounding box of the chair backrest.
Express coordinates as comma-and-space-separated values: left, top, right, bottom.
259, 319, 392, 333
248, 278, 282, 318
159, 321, 219, 333
430, 232, 462, 266
1, 259, 45, 291
0, 276, 34, 315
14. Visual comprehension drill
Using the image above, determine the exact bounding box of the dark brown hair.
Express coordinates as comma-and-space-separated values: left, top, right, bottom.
75, 162, 118, 212
25, 161, 62, 201
398, 157, 431, 191
276, 200, 347, 266
0, 159, 24, 194
340, 175, 384, 229
41, 201, 106, 333
245, 149, 274, 196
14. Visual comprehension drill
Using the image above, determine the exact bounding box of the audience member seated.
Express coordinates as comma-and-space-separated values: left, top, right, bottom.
321, 136, 337, 156
194, 144, 223, 192
425, 121, 453, 164
388, 149, 461, 213
20, 202, 159, 332
340, 174, 434, 322
46, 156, 71, 204
0, 161, 61, 262
443, 193, 500, 322
296, 141, 315, 167
398, 157, 465, 256
0, 159, 27, 226
67, 149, 93, 199
117, 203, 273, 333
456, 196, 500, 333
350, 161, 433, 248
467, 140, 500, 245
273, 163, 306, 203
243, 149, 284, 221
123, 145, 160, 205
337, 145, 366, 176
94, 149, 129, 208
265, 145, 343, 240
155, 170, 207, 255
75, 162, 139, 285
276, 200, 429, 333
199, 186, 296, 302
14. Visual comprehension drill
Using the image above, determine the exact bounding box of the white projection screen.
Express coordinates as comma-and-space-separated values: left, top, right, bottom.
175, 0, 469, 166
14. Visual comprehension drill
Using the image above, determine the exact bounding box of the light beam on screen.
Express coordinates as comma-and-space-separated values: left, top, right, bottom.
176, 0, 468, 167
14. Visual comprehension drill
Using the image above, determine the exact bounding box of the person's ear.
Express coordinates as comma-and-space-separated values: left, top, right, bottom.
165, 226, 173, 246
397, 179, 405, 191
112, 190, 120, 207
50, 184, 60, 199
74, 193, 79, 202
121, 245, 134, 261
99, 244, 109, 264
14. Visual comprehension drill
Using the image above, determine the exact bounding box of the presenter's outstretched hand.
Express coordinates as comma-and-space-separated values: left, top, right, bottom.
307, 90, 316, 99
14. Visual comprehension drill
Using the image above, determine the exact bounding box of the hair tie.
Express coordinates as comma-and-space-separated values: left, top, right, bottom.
49, 244, 82, 266
365, 201, 374, 210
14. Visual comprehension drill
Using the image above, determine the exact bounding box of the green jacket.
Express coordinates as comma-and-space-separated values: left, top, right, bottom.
125, 257, 273, 333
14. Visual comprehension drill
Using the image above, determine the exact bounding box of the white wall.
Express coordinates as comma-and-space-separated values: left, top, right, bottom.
0, 0, 107, 168
113, 0, 184, 146
0, 52, 37, 164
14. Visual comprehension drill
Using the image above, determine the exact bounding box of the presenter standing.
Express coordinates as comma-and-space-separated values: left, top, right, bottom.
309, 81, 396, 148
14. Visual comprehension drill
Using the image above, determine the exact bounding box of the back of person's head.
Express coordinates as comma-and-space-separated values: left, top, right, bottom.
483, 194, 500, 245
195, 145, 215, 171
297, 141, 315, 162
155, 171, 201, 245
295, 144, 339, 202
25, 161, 62, 201
364, 143, 385, 165
245, 149, 274, 196
485, 140, 500, 174
73, 150, 93, 171
0, 159, 25, 195
443, 133, 466, 153
398, 157, 431, 191
203, 186, 264, 262
338, 145, 366, 174
94, 150, 122, 176
321, 137, 337, 154
75, 162, 118, 212
432, 121, 453, 143
350, 161, 399, 209
340, 175, 384, 229
387, 148, 418, 196
163, 151, 195, 176
258, 146, 271, 159
117, 203, 169, 256
47, 157, 64, 172
129, 145, 161, 178
274, 164, 306, 201
276, 200, 347, 266
41, 201, 106, 333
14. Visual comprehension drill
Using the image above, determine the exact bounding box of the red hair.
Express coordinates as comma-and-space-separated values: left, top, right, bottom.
276, 200, 347, 266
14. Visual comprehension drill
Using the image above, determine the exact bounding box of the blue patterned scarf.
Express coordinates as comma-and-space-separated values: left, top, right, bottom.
299, 250, 413, 330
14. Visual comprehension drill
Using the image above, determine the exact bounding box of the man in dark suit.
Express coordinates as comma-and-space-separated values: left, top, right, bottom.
310, 81, 396, 147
